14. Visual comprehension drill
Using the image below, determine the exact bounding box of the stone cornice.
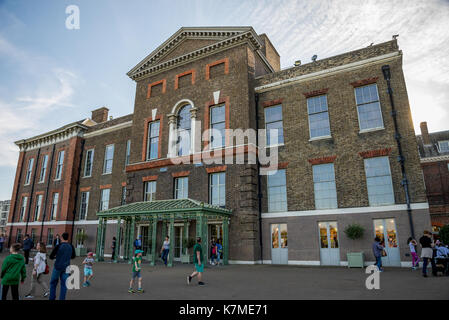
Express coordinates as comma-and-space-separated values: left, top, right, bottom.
420, 155, 449, 163
128, 27, 264, 81
15, 123, 88, 152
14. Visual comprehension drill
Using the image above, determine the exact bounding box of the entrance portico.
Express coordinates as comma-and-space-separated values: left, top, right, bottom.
95, 199, 231, 266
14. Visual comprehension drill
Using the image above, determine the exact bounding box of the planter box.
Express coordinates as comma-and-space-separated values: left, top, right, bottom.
75, 247, 87, 257
181, 254, 192, 264
347, 252, 364, 268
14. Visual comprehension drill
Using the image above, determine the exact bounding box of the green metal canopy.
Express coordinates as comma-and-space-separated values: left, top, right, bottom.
95, 198, 232, 267
97, 198, 232, 217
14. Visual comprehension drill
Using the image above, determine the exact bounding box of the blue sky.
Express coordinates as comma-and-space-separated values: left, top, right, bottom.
1, 0, 449, 200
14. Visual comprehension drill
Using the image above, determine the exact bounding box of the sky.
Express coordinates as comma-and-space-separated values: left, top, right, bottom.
0, 0, 449, 200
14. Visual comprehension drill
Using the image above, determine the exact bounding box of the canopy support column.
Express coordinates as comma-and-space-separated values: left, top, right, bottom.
183, 220, 190, 256
95, 218, 103, 262
114, 217, 121, 263
222, 217, 229, 265
150, 218, 157, 266
168, 214, 175, 267
128, 216, 135, 264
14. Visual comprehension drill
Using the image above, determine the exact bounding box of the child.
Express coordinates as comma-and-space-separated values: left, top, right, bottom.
216, 239, 223, 266
129, 249, 144, 293
82, 252, 95, 287
1, 243, 26, 300
24, 242, 49, 298
407, 237, 420, 270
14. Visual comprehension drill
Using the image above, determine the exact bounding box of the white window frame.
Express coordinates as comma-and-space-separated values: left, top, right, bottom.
210, 104, 226, 150
38, 155, 48, 183
99, 189, 111, 211
267, 169, 288, 213
144, 181, 156, 202
50, 193, 59, 221
264, 104, 285, 147
103, 144, 114, 174
20, 196, 28, 221
25, 158, 34, 185
47, 228, 54, 246
438, 140, 449, 153
174, 177, 189, 199
364, 156, 395, 206
54, 151, 65, 181
354, 84, 385, 133
312, 163, 338, 209
79, 191, 89, 220
209, 172, 226, 207
34, 194, 43, 221
147, 121, 160, 161
84, 149, 94, 177
307, 95, 332, 140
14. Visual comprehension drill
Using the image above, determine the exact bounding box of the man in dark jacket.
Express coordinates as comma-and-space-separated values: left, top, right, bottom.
22, 235, 34, 265
53, 234, 61, 248
49, 232, 76, 300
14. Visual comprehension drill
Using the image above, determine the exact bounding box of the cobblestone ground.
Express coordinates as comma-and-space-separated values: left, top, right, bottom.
0, 253, 447, 300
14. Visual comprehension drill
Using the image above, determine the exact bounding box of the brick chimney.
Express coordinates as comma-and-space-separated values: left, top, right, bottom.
420, 122, 431, 145
91, 107, 109, 123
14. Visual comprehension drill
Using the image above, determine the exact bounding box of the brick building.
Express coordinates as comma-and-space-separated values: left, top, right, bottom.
417, 122, 449, 229
8, 27, 431, 267
0, 200, 10, 236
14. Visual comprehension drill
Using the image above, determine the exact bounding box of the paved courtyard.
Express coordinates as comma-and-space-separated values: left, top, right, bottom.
0, 253, 447, 300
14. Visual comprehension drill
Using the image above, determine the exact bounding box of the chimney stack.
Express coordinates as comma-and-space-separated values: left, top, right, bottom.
91, 107, 109, 123
420, 122, 431, 145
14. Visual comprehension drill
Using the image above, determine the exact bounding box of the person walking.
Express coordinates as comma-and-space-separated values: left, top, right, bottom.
372, 237, 384, 272
22, 234, 34, 265
407, 237, 420, 270
420, 230, 437, 277
111, 237, 117, 261
215, 239, 223, 266
0, 234, 5, 253
134, 236, 142, 250
24, 242, 49, 298
53, 234, 61, 248
82, 252, 95, 287
209, 238, 217, 265
187, 237, 205, 286
48, 232, 76, 300
160, 236, 170, 266
128, 250, 144, 293
1, 243, 26, 300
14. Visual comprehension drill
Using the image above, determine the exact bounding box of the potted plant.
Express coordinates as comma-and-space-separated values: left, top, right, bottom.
344, 224, 365, 268
75, 230, 88, 257
181, 238, 196, 263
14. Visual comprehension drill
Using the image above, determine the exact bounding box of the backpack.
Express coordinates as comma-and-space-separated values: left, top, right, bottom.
217, 244, 223, 253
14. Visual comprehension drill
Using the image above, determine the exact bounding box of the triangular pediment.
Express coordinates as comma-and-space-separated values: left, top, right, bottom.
127, 26, 264, 81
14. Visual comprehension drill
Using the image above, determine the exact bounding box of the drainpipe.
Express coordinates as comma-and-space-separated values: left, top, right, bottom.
39, 144, 56, 242
382, 65, 415, 239
255, 92, 264, 264
70, 138, 85, 245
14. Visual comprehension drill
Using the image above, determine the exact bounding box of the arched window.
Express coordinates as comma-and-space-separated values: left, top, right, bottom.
177, 104, 192, 156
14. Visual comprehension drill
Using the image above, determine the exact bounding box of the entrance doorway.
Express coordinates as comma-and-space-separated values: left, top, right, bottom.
319, 221, 340, 266
271, 224, 288, 264
373, 218, 401, 266
138, 225, 150, 258
208, 224, 222, 260
174, 226, 183, 261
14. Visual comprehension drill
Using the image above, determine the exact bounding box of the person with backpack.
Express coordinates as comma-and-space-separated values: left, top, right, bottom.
24, 242, 49, 298
215, 239, 223, 266
1, 243, 26, 300
48, 232, 76, 300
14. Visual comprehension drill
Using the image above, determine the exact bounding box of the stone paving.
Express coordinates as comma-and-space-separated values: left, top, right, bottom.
0, 253, 447, 300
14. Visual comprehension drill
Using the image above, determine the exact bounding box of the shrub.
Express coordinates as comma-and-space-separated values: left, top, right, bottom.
182, 238, 196, 249
439, 225, 449, 245
344, 224, 365, 240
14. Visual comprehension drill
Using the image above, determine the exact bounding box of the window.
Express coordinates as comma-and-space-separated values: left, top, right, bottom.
121, 186, 127, 205
84, 149, 94, 177
16, 229, 22, 243
34, 194, 43, 221
264, 105, 284, 146
19, 196, 28, 221
312, 164, 338, 209
25, 158, 34, 185
50, 193, 59, 221
76, 229, 86, 247
31, 229, 36, 244
103, 145, 114, 174
39, 155, 48, 183
364, 156, 395, 206
79, 192, 89, 220
210, 105, 226, 149
144, 181, 156, 202
209, 172, 225, 207
267, 169, 287, 212
438, 141, 449, 153
99, 189, 110, 211
307, 95, 331, 139
147, 121, 160, 160
47, 229, 54, 246
355, 84, 384, 131
55, 151, 65, 180
125, 140, 131, 165
174, 177, 188, 199
177, 105, 192, 156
